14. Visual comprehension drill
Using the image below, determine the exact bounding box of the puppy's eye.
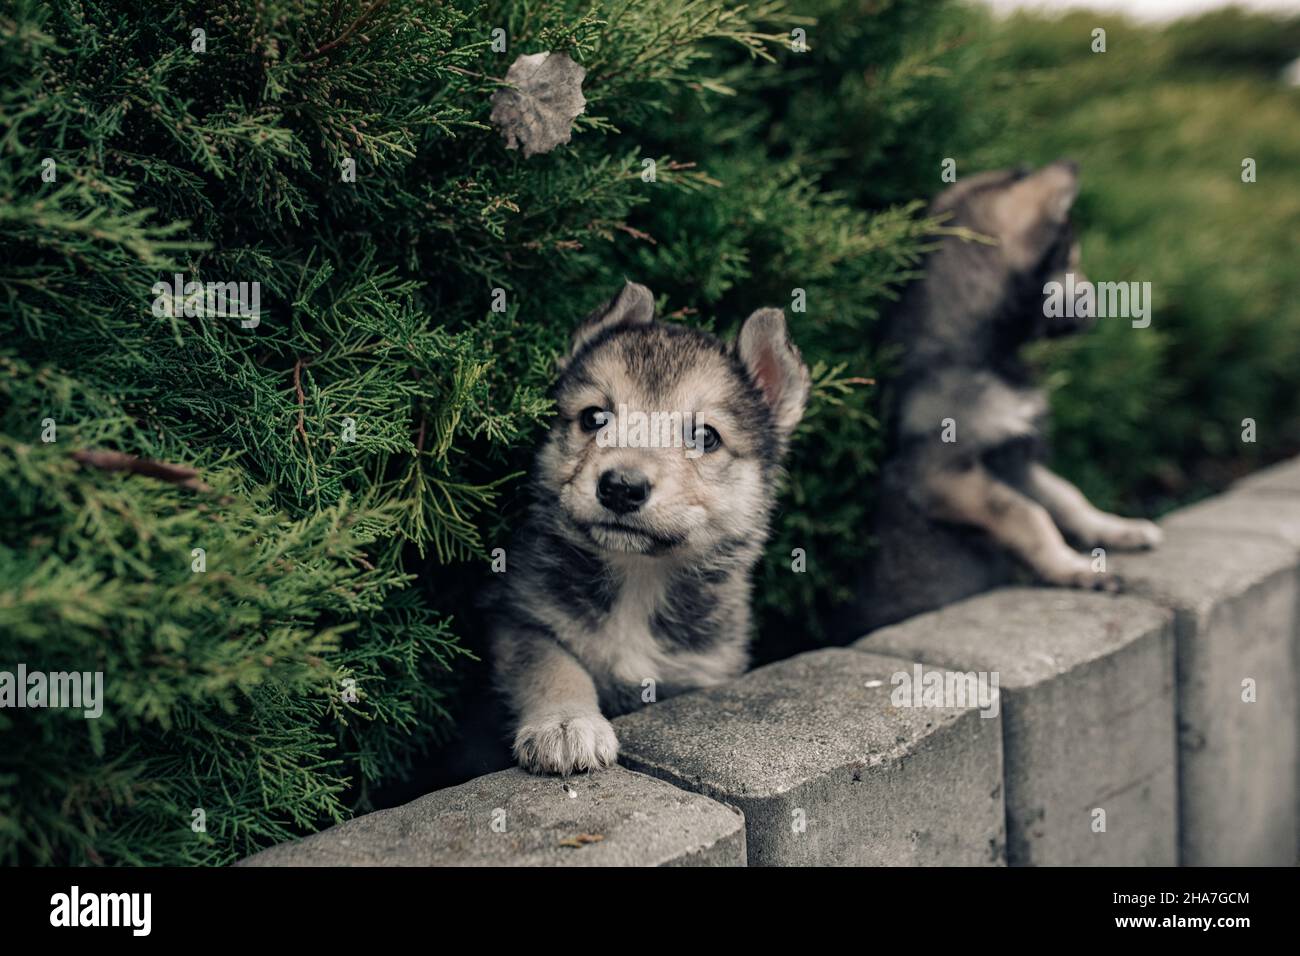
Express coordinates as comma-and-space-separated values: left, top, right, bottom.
579, 406, 609, 433
692, 424, 722, 453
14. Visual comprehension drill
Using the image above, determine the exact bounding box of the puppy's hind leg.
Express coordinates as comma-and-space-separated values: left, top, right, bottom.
921, 461, 1120, 591
491, 626, 618, 776
1022, 463, 1162, 551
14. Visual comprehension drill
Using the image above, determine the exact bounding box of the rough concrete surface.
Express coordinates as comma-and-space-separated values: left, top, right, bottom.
1231, 457, 1300, 497
615, 648, 1006, 866
239, 766, 745, 867
861, 588, 1178, 865
1112, 524, 1298, 865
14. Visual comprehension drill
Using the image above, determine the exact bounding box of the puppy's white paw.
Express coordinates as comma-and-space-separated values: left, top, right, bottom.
1094, 517, 1162, 551
514, 711, 619, 776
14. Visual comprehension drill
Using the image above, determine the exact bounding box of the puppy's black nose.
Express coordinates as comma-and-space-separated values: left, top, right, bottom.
597, 468, 651, 515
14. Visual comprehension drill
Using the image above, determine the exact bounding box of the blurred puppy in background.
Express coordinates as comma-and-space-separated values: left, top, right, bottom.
847, 161, 1161, 633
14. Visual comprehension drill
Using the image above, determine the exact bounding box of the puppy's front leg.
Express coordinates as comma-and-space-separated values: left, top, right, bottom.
921, 461, 1119, 591
492, 626, 618, 776
1022, 463, 1162, 551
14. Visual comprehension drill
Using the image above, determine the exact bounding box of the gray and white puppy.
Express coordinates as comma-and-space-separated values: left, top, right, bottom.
487, 282, 810, 775
849, 161, 1161, 633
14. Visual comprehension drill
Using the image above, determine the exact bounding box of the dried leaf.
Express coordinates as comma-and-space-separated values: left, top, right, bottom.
490, 52, 587, 158
557, 833, 605, 848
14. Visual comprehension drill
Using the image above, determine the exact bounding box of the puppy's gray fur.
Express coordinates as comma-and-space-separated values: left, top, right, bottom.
847, 162, 1161, 633
487, 283, 810, 775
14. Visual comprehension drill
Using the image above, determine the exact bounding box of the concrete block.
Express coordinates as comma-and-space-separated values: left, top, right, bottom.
614, 648, 1005, 866
1152, 496, 1300, 864
238, 766, 745, 867
1231, 456, 1300, 497
1112, 524, 1299, 865
858, 588, 1177, 866
1163, 491, 1300, 552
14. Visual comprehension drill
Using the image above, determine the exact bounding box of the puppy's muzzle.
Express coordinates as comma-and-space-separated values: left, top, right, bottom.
597, 468, 651, 515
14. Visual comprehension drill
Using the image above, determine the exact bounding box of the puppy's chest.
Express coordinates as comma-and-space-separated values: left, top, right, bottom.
901, 370, 1048, 449
568, 573, 672, 678
557, 568, 741, 710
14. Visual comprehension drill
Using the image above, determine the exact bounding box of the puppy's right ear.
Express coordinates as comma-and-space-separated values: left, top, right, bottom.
567, 282, 655, 360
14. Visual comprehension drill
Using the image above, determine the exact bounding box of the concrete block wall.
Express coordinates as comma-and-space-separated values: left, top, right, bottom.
1108, 524, 1297, 865
1157, 458, 1300, 863
859, 590, 1178, 866
241, 458, 1300, 866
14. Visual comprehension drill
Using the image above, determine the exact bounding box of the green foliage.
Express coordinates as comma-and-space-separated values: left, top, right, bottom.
1165, 7, 1300, 77
772, 0, 997, 207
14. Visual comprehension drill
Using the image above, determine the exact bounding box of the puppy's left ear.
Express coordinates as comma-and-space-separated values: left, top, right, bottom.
736, 308, 811, 436
568, 281, 655, 359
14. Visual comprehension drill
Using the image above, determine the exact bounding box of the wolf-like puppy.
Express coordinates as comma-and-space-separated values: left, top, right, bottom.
849, 161, 1161, 633
487, 282, 810, 775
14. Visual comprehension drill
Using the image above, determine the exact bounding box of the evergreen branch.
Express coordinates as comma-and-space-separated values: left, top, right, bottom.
290, 356, 320, 497
71, 449, 213, 494
303, 0, 391, 61
292, 357, 310, 448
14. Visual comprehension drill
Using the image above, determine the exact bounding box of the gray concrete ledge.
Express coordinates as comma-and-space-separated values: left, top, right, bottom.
1229, 457, 1300, 497
239, 766, 745, 867
1111, 524, 1299, 865
614, 648, 1006, 866
1163, 491, 1300, 552
859, 588, 1177, 866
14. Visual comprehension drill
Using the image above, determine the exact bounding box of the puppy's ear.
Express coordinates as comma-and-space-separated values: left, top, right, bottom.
736, 308, 811, 436
992, 159, 1079, 238
568, 281, 655, 358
